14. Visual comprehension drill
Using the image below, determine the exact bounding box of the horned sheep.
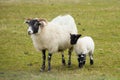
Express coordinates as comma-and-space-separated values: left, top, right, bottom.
25, 15, 78, 71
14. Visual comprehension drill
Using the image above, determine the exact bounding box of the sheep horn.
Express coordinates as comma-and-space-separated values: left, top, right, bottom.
38, 18, 48, 26
38, 18, 47, 23
25, 18, 31, 23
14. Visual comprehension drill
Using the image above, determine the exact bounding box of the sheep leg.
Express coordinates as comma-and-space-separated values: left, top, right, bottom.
48, 53, 52, 71
68, 52, 71, 67
68, 48, 73, 67
40, 50, 46, 72
78, 55, 83, 68
78, 54, 86, 68
83, 54, 86, 65
61, 52, 66, 66
89, 52, 94, 65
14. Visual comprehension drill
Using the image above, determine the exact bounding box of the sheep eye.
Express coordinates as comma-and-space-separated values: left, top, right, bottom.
34, 22, 40, 26
38, 23, 41, 25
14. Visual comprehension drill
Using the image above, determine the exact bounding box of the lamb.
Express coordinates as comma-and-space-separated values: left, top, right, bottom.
70, 34, 95, 68
25, 15, 78, 71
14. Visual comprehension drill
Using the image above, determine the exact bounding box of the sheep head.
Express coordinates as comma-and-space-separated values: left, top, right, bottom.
70, 34, 82, 45
25, 18, 47, 35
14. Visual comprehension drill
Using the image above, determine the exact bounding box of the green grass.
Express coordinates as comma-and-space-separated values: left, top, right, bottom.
0, 0, 120, 80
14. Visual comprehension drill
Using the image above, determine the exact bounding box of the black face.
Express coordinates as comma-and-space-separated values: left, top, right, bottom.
70, 34, 82, 45
27, 19, 41, 34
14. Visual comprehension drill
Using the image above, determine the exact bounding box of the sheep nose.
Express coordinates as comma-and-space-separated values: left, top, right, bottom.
28, 31, 32, 35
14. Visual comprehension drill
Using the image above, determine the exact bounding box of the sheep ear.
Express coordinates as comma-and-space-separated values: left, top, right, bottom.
25, 18, 31, 24
77, 34, 82, 38
38, 18, 47, 27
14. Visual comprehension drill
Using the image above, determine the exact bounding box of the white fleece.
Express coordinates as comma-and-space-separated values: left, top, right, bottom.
74, 36, 94, 55
31, 15, 78, 53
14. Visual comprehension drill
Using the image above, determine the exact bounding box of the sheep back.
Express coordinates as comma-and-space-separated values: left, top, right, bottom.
74, 36, 94, 55
31, 16, 77, 53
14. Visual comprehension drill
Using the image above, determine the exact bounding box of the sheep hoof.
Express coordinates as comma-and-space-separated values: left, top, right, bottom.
62, 60, 66, 66
83, 61, 86, 65
79, 66, 83, 68
68, 62, 71, 68
68, 62, 71, 66
48, 68, 51, 72
48, 70, 51, 72
79, 63, 83, 68
40, 67, 45, 72
79, 65, 83, 68
62, 63, 66, 66
40, 69, 44, 72
90, 60, 94, 65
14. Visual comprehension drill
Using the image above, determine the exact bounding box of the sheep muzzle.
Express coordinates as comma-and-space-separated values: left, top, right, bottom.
28, 31, 32, 35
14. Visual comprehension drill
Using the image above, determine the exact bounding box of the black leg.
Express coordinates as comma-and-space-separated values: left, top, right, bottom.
78, 54, 86, 68
40, 50, 46, 72
68, 48, 73, 67
68, 51, 71, 67
78, 55, 80, 67
90, 59, 94, 65
89, 53, 94, 65
48, 53, 52, 71
78, 55, 83, 68
83, 54, 86, 65
62, 54, 66, 66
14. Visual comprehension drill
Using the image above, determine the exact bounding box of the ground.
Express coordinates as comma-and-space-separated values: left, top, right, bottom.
0, 0, 120, 80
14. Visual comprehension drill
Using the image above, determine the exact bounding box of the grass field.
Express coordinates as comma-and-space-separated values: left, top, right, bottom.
0, 0, 120, 80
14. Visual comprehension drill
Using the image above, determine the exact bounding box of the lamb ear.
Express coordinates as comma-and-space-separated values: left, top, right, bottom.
77, 34, 82, 38
38, 18, 47, 27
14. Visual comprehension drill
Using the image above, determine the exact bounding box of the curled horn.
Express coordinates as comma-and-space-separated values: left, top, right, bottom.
38, 18, 47, 23
38, 18, 48, 26
25, 18, 31, 23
